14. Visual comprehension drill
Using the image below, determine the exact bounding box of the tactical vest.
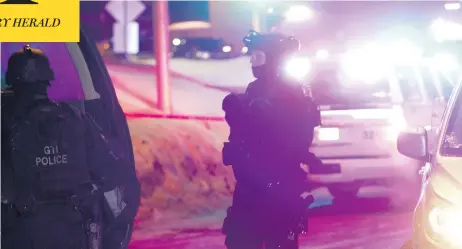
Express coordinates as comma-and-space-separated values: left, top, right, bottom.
9, 100, 92, 210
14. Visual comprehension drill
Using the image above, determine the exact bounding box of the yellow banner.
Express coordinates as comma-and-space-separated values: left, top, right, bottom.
0, 0, 79, 42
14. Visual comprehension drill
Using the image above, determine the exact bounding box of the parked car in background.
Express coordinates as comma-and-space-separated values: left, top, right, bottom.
139, 35, 242, 59
171, 37, 239, 60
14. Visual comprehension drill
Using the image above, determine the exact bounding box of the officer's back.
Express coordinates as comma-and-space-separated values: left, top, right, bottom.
1, 45, 99, 249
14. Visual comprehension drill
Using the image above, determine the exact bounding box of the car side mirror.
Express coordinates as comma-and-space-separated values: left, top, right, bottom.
397, 127, 428, 161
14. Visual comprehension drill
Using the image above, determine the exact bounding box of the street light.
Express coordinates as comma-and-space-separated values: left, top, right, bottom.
248, 1, 271, 32
283, 5, 314, 23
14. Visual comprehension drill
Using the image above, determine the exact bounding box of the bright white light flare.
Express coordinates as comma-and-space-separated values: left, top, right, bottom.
284, 5, 314, 23
316, 49, 329, 60
429, 206, 462, 246
283, 56, 312, 80
172, 38, 181, 46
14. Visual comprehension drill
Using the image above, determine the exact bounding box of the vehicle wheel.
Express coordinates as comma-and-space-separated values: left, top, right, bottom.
328, 185, 360, 200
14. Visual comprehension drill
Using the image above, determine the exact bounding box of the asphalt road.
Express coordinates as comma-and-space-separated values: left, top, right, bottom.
129, 196, 412, 249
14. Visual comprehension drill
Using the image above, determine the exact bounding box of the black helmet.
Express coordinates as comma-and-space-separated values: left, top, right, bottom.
5, 45, 54, 86
243, 30, 300, 56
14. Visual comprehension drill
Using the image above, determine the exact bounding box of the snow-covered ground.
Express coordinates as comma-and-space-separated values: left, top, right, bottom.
108, 64, 228, 116
128, 56, 254, 89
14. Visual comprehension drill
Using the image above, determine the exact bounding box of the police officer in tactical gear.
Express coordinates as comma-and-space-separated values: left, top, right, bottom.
221, 31, 322, 249
1, 46, 57, 249
1, 45, 127, 249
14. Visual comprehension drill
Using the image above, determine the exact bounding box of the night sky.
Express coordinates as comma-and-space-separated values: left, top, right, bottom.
80, 1, 210, 41
168, 1, 209, 23
81, 1, 209, 23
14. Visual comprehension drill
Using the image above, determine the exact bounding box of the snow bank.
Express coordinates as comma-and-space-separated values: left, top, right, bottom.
130, 57, 255, 88
110, 63, 235, 234
128, 118, 234, 229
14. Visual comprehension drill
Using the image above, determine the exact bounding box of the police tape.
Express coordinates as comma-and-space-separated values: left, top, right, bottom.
124, 112, 225, 122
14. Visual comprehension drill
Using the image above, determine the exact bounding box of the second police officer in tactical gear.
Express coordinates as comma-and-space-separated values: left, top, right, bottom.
1, 45, 134, 249
221, 31, 322, 249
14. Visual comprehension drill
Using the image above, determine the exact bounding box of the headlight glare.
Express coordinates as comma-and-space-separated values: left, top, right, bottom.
428, 206, 462, 246
283, 56, 312, 80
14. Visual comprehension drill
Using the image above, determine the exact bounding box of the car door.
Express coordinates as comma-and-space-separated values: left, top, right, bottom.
78, 29, 139, 247
78, 28, 136, 174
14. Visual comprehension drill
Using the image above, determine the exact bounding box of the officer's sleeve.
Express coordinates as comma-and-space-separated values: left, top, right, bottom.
223, 93, 239, 140
292, 96, 319, 152
223, 92, 250, 142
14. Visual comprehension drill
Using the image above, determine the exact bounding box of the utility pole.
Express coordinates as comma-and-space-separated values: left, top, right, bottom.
251, 9, 267, 32
252, 9, 261, 32
153, 0, 172, 114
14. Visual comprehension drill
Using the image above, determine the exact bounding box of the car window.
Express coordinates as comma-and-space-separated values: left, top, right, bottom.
441, 85, 462, 157
1, 43, 85, 102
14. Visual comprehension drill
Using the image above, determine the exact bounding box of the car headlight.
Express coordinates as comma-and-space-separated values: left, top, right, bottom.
283, 56, 312, 80
222, 45, 232, 53
429, 206, 462, 246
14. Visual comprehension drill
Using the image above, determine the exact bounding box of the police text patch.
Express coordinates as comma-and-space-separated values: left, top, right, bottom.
35, 145, 68, 166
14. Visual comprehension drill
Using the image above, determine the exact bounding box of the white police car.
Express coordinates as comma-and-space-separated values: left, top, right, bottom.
282, 47, 453, 205
306, 76, 423, 204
